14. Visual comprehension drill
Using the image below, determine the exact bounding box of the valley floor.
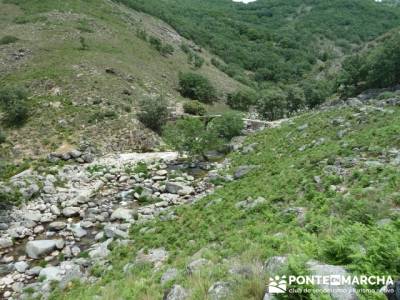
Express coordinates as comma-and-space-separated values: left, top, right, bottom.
1, 98, 398, 300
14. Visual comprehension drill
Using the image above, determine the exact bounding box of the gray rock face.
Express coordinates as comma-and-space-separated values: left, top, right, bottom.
307, 261, 358, 300
50, 205, 61, 216
58, 261, 83, 289
0, 237, 13, 249
208, 282, 231, 300
161, 268, 178, 284
88, 239, 112, 259
187, 258, 210, 274
14, 261, 29, 273
39, 266, 63, 281
136, 248, 168, 268
103, 224, 128, 239
26, 266, 42, 276
25, 240, 58, 259
264, 256, 288, 275
234, 165, 254, 179
20, 184, 40, 199
62, 207, 80, 217
164, 285, 188, 300
48, 221, 67, 231
235, 197, 267, 210
110, 208, 134, 222
24, 210, 42, 223
165, 182, 194, 195
69, 224, 87, 238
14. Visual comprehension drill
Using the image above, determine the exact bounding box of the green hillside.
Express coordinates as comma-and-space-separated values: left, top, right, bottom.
1, 1, 400, 299
0, 0, 241, 163
50, 102, 400, 300
117, 0, 400, 86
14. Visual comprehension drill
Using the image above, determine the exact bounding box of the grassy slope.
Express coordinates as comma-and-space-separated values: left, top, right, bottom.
52, 105, 400, 300
0, 0, 241, 162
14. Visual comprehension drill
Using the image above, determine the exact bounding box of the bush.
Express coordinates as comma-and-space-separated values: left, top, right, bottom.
149, 36, 162, 51
286, 85, 306, 114
137, 95, 169, 132
163, 118, 220, 159
178, 72, 217, 103
378, 91, 397, 100
0, 35, 18, 45
302, 80, 331, 108
183, 100, 207, 116
136, 29, 148, 41
193, 54, 204, 69
227, 89, 258, 111
256, 88, 287, 121
160, 44, 174, 56
79, 36, 89, 50
0, 130, 6, 144
210, 111, 244, 140
0, 86, 30, 126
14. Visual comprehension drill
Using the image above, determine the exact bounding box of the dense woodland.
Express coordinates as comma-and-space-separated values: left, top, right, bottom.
116, 0, 400, 83
115, 0, 400, 118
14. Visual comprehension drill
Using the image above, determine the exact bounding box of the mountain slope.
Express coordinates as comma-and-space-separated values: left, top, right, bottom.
117, 0, 400, 86
0, 0, 241, 162
50, 99, 400, 300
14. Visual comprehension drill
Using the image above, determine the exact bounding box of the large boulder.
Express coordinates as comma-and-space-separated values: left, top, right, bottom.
165, 182, 194, 195
14, 261, 29, 273
161, 268, 179, 285
88, 239, 112, 260
48, 221, 67, 231
110, 208, 134, 222
136, 248, 168, 268
164, 285, 188, 300
62, 207, 80, 217
39, 266, 63, 281
187, 258, 210, 274
103, 224, 128, 239
307, 260, 358, 300
24, 210, 42, 223
264, 256, 288, 275
208, 282, 232, 300
233, 165, 255, 179
0, 237, 13, 249
25, 240, 59, 259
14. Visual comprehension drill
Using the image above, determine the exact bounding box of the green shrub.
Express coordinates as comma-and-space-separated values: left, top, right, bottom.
136, 29, 148, 41
163, 118, 220, 159
0, 130, 6, 144
180, 43, 191, 54
0, 35, 18, 45
160, 44, 174, 56
79, 36, 89, 50
193, 54, 204, 69
149, 36, 162, 51
286, 84, 306, 114
0, 86, 30, 126
378, 91, 397, 100
256, 88, 287, 121
227, 89, 258, 111
0, 189, 23, 207
137, 95, 169, 132
210, 111, 244, 140
183, 100, 206, 116
178, 72, 217, 103
302, 80, 331, 108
